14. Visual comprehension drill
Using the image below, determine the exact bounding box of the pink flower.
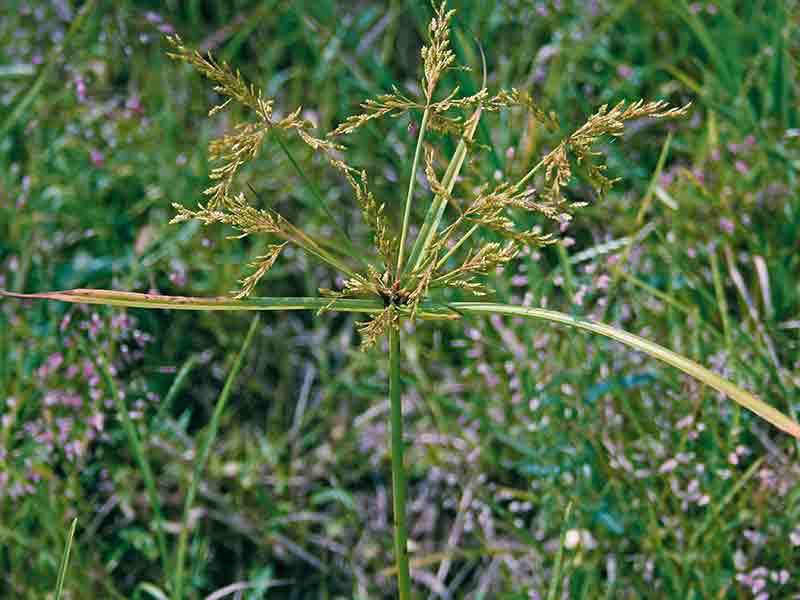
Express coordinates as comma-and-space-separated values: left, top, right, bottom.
125, 94, 143, 114
659, 458, 678, 473
88, 413, 104, 432
719, 218, 735, 235
89, 148, 104, 167
74, 76, 87, 102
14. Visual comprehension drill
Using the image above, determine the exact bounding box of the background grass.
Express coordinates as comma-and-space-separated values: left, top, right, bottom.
1, 0, 799, 598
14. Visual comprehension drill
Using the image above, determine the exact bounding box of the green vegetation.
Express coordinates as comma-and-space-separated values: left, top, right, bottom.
1, 1, 799, 598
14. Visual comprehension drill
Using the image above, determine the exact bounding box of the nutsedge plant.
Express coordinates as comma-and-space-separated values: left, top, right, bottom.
3, 3, 799, 598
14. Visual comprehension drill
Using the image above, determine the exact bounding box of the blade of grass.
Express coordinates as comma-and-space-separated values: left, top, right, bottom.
54, 518, 78, 600
673, 1, 735, 97
636, 131, 673, 225
172, 315, 260, 600
546, 502, 573, 600
0, 289, 457, 320
98, 356, 169, 576
137, 582, 170, 600
688, 456, 763, 548
451, 302, 800, 438
709, 248, 733, 351
154, 354, 200, 423
389, 326, 412, 600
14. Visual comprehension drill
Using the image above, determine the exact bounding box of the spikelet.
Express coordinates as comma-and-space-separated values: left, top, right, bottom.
327, 2, 460, 139
540, 99, 692, 204
440, 242, 519, 281
357, 306, 398, 351
235, 242, 288, 299
166, 35, 273, 121
329, 88, 420, 137
421, 2, 457, 101
485, 88, 559, 130
169, 193, 281, 236
329, 160, 397, 266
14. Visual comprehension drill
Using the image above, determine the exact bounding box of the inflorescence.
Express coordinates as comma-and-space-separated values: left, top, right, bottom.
166, 1, 690, 350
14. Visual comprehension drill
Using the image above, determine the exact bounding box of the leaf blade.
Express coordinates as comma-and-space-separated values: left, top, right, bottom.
54, 518, 78, 600
451, 302, 800, 438
0, 289, 458, 321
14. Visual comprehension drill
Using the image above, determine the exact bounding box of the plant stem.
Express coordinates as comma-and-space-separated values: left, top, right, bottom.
389, 326, 411, 600
280, 219, 363, 279
422, 155, 547, 274
512, 156, 545, 192
403, 108, 482, 277
434, 222, 478, 271
397, 106, 431, 277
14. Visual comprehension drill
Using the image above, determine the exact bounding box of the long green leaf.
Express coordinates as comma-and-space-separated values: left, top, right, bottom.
54, 518, 78, 600
0, 289, 377, 312
154, 354, 199, 423
0, 289, 457, 320
173, 315, 260, 600
397, 106, 431, 275
546, 502, 572, 600
451, 302, 800, 438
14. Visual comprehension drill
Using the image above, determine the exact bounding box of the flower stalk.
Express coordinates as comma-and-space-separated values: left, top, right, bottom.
396, 106, 431, 277
389, 327, 411, 599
